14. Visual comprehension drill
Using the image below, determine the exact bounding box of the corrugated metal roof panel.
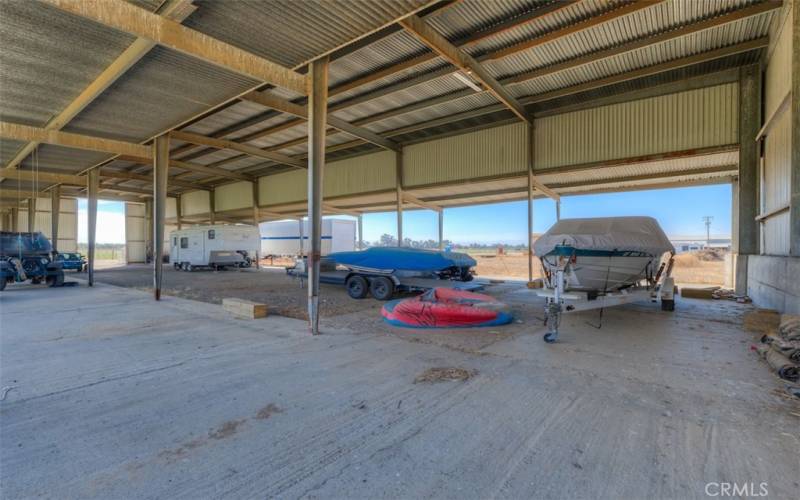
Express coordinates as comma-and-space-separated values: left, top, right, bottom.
328, 30, 432, 88
0, 0, 133, 127
504, 15, 774, 98
63, 46, 259, 143
183, 100, 281, 136
19, 145, 110, 173
183, 0, 432, 69
331, 73, 471, 122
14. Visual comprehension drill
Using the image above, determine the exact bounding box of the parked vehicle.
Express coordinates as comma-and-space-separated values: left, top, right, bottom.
288, 247, 479, 301
170, 225, 260, 271
533, 217, 676, 342
0, 231, 64, 291
259, 219, 356, 257
55, 252, 86, 271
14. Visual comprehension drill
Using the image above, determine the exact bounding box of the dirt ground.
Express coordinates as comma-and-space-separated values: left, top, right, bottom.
471, 250, 727, 285
75, 264, 377, 320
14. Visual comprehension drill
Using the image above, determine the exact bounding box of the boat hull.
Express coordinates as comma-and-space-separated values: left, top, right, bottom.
541, 254, 655, 291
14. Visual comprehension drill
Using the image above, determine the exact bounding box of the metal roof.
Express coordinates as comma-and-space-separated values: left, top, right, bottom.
0, 0, 781, 206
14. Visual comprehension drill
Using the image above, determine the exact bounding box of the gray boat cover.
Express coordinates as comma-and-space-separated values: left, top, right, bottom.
533, 216, 675, 257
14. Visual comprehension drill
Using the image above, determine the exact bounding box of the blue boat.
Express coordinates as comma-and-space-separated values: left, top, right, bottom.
327, 247, 476, 281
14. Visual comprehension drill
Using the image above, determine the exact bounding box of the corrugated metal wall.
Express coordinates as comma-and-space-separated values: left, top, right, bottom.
260, 151, 396, 206
260, 169, 305, 205
326, 150, 395, 197
215, 181, 254, 212
125, 203, 146, 263
404, 123, 528, 187
166, 197, 177, 219
17, 197, 78, 252
182, 190, 210, 216
534, 83, 739, 169
761, 4, 792, 256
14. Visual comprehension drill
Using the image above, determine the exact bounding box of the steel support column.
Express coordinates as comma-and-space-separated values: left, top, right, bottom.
438, 210, 444, 250
27, 197, 36, 232
50, 185, 60, 255
791, 2, 800, 256
735, 64, 761, 294
87, 170, 99, 286
145, 199, 153, 263
358, 214, 364, 250
527, 123, 534, 283
10, 207, 18, 232
252, 180, 260, 268
209, 187, 216, 224
176, 194, 182, 230
396, 149, 403, 246
153, 134, 169, 301
307, 56, 329, 335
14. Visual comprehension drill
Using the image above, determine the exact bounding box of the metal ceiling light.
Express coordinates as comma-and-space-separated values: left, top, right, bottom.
453, 71, 482, 92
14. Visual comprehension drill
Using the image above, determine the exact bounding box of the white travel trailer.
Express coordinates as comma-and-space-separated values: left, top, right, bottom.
259, 219, 356, 257
170, 224, 260, 271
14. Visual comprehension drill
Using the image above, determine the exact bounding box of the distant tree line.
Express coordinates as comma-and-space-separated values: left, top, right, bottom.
368, 234, 528, 251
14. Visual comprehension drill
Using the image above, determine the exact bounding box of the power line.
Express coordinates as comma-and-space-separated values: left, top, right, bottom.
702, 216, 713, 247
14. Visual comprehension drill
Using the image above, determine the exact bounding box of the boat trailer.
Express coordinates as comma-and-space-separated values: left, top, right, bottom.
536, 255, 675, 343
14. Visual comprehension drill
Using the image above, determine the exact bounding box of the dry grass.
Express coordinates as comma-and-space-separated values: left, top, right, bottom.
472, 250, 728, 285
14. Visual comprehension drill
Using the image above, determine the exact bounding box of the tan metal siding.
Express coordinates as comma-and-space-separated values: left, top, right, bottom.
325, 151, 395, 197
763, 212, 790, 255
764, 3, 792, 116
215, 181, 254, 212
166, 197, 177, 219
182, 190, 210, 216
404, 123, 528, 187
534, 84, 739, 169
760, 4, 792, 256
260, 169, 306, 206
18, 197, 78, 251
125, 202, 146, 263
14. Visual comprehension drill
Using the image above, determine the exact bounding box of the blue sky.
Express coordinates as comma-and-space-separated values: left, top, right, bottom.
361, 184, 732, 245
78, 184, 732, 244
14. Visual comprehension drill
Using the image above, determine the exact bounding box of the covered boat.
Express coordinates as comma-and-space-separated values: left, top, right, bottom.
382, 288, 512, 328
327, 247, 476, 281
534, 217, 674, 292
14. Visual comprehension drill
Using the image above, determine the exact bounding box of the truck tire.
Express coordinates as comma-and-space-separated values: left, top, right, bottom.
0, 278, 6, 291
370, 276, 394, 301
47, 270, 64, 287
346, 275, 368, 299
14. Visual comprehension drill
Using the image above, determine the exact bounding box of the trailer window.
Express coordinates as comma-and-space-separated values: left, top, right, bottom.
173, 237, 177, 246
180, 237, 188, 249
208, 230, 215, 240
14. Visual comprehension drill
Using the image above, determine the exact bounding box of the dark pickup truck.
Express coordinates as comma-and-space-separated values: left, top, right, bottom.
0, 231, 64, 291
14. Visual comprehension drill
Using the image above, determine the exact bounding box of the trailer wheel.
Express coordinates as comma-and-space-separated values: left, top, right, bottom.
370, 276, 394, 301
661, 299, 675, 312
346, 275, 368, 299
174, 262, 180, 270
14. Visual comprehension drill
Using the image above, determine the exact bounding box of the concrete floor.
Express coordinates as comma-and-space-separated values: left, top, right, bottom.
1, 279, 798, 498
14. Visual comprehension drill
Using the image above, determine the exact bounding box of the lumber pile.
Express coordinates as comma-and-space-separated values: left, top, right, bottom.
679, 286, 751, 302
223, 298, 268, 319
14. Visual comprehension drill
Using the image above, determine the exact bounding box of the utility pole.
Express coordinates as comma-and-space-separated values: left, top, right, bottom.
702, 216, 713, 248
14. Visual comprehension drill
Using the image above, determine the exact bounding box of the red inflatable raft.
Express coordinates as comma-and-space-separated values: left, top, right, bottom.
381, 288, 512, 328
